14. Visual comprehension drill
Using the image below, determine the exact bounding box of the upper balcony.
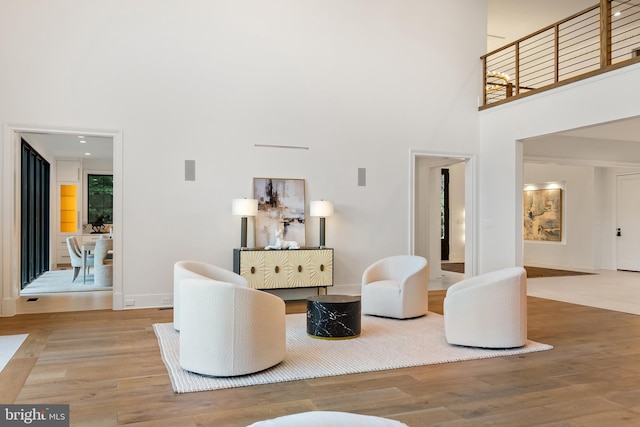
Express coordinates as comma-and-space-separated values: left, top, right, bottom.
481, 0, 640, 109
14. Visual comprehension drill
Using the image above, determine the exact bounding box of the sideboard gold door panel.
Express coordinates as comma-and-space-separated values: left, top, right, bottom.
287, 251, 311, 288
264, 251, 289, 289
239, 251, 265, 289
310, 249, 333, 287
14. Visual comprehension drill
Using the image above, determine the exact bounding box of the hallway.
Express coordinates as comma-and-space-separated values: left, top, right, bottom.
527, 269, 640, 315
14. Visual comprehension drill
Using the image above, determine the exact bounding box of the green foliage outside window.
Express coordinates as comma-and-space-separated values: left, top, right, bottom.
88, 174, 113, 225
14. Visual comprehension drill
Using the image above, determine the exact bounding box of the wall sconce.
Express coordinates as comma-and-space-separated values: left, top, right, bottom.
232, 198, 258, 249
310, 200, 334, 248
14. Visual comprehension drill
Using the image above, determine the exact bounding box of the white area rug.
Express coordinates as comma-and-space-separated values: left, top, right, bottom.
21, 270, 112, 294
0, 334, 28, 372
154, 313, 553, 393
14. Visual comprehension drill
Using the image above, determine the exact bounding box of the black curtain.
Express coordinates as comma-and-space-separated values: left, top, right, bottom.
21, 139, 50, 288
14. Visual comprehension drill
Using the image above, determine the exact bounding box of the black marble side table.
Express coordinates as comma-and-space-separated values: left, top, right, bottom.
306, 294, 361, 339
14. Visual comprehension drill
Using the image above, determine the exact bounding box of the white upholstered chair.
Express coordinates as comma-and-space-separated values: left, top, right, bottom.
173, 260, 249, 331
247, 411, 409, 427
179, 277, 286, 377
66, 236, 94, 282
444, 266, 527, 349
361, 255, 429, 319
93, 238, 113, 286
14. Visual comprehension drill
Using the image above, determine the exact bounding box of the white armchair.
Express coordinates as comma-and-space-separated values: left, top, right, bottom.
179, 277, 286, 377
361, 255, 429, 319
173, 260, 250, 331
444, 267, 527, 349
93, 238, 113, 286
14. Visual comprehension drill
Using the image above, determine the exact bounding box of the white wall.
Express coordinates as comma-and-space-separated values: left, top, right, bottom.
479, 63, 640, 274
0, 0, 486, 313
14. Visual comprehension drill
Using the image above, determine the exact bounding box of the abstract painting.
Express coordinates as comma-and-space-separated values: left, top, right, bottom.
254, 178, 306, 248
523, 188, 562, 241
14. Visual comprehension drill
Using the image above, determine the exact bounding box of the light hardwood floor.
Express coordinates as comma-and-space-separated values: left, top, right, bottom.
1, 292, 639, 426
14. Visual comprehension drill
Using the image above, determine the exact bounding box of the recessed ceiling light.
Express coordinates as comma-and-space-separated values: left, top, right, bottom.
79, 140, 87, 144
84, 152, 91, 156
78, 135, 85, 138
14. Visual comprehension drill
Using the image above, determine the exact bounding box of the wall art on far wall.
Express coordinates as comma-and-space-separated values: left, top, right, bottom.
254, 178, 306, 248
523, 188, 562, 241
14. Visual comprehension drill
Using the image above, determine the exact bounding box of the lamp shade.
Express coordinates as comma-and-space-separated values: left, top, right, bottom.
310, 200, 334, 217
232, 199, 258, 216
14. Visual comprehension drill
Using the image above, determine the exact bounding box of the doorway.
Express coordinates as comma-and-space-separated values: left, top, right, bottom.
616, 173, 640, 271
412, 152, 474, 280
20, 133, 114, 295
1, 124, 123, 316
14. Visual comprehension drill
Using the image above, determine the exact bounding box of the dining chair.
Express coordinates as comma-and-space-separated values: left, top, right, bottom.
94, 238, 113, 286
66, 236, 94, 282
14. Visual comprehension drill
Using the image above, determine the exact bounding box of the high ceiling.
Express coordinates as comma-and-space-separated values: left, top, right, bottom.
488, 0, 597, 52
20, 1, 640, 165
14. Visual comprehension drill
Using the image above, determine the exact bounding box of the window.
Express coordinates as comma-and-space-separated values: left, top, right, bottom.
441, 169, 450, 261
87, 174, 113, 227
21, 139, 50, 287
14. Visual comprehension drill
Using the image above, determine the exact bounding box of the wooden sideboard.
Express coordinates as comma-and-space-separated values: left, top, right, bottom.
233, 248, 333, 291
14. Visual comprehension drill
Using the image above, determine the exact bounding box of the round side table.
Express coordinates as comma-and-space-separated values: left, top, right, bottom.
306, 294, 361, 339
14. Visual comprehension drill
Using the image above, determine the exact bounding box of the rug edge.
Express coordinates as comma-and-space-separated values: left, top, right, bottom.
152, 316, 553, 394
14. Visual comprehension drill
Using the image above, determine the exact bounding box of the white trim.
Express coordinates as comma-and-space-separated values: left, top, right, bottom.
1, 124, 123, 316
1, 125, 17, 316
409, 149, 477, 278
525, 155, 640, 169
464, 154, 477, 276
515, 141, 524, 266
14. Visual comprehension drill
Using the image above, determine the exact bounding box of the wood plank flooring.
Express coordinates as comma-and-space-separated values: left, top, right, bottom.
1, 292, 639, 426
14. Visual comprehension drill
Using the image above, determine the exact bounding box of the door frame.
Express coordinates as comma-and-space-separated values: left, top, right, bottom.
2, 124, 124, 316
409, 150, 476, 278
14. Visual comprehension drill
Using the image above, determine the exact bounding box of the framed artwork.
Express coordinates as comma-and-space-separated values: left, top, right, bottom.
523, 188, 562, 241
253, 178, 306, 248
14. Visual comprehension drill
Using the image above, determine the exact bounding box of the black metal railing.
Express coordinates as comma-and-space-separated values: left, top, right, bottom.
481, 0, 640, 108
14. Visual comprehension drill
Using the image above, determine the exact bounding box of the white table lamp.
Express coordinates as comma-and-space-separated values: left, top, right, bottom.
310, 200, 334, 248
232, 198, 258, 248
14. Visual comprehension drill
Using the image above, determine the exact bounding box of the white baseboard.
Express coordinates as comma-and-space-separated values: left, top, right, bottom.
328, 283, 361, 295
120, 293, 173, 310
120, 284, 363, 310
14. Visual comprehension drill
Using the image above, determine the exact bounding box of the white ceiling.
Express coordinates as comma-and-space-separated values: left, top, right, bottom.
487, 0, 597, 52
21, 132, 113, 161
20, 1, 640, 165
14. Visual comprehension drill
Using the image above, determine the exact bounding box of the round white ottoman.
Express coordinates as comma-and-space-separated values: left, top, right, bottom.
247, 411, 408, 427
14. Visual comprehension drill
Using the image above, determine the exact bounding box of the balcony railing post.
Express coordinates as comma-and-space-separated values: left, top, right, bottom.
482, 56, 488, 106
600, 0, 612, 68
554, 24, 560, 83
515, 43, 520, 95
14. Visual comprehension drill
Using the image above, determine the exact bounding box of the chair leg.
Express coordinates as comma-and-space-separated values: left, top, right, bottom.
72, 267, 80, 282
